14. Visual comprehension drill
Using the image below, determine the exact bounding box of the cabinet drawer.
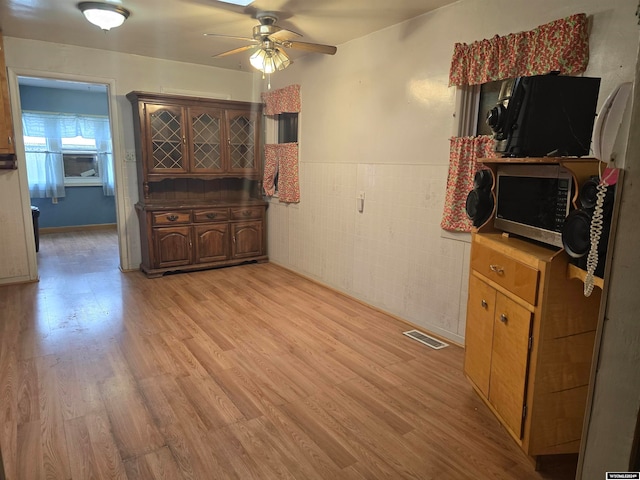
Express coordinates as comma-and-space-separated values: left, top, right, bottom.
152, 211, 191, 225
193, 208, 229, 223
230, 207, 263, 221
471, 242, 539, 305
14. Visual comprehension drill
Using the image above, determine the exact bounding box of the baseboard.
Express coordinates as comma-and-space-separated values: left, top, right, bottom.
40, 223, 117, 234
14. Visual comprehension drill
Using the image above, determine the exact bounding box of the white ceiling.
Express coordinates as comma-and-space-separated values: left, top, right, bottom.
1, 0, 459, 72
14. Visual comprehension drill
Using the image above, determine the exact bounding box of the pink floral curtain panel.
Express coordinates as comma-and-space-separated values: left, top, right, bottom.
448, 13, 589, 87
264, 143, 300, 203
441, 136, 495, 232
261, 84, 301, 114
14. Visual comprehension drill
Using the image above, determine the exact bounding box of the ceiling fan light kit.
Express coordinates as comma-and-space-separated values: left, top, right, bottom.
250, 46, 291, 74
78, 1, 130, 31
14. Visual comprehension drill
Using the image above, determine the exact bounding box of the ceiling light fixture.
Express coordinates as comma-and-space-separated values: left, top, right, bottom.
78, 2, 130, 31
249, 45, 291, 74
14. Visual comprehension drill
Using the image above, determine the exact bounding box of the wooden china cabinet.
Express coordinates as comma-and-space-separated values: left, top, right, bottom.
127, 91, 267, 277
463, 157, 618, 465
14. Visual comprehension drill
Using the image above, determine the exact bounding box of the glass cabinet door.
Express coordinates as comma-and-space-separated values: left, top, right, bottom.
145, 104, 188, 173
227, 110, 259, 174
188, 107, 224, 173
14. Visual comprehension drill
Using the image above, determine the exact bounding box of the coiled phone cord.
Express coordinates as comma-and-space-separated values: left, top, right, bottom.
584, 180, 607, 297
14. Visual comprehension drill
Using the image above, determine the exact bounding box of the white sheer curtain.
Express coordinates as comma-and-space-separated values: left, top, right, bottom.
22, 111, 115, 198
93, 118, 115, 196
23, 113, 65, 198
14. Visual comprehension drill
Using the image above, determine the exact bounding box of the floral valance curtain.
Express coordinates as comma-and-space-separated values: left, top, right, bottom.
261, 84, 301, 115
262, 84, 301, 203
449, 13, 589, 87
441, 136, 495, 232
22, 111, 115, 197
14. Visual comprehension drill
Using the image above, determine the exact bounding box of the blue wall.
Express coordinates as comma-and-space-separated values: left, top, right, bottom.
19, 85, 110, 115
32, 187, 117, 228
20, 83, 116, 227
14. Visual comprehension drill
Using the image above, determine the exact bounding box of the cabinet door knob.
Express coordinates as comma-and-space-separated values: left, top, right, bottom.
206, 213, 217, 219
167, 215, 178, 221
481, 299, 488, 308
500, 314, 508, 323
490, 264, 505, 275
242, 210, 252, 217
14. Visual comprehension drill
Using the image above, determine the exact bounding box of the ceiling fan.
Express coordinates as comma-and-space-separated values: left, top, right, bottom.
205, 12, 337, 74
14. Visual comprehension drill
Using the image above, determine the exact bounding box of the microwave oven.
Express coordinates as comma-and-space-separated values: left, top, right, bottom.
494, 164, 574, 248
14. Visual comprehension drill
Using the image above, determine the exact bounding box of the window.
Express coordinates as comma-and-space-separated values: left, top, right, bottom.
22, 112, 115, 197
476, 81, 502, 136
23, 135, 101, 186
63, 153, 100, 184
62, 136, 100, 186
456, 79, 503, 137
273, 112, 299, 193
278, 113, 298, 143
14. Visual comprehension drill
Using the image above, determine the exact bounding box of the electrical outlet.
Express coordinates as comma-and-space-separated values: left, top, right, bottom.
125, 150, 137, 162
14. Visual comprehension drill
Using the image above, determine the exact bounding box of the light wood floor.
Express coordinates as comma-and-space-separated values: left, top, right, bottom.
0, 229, 577, 479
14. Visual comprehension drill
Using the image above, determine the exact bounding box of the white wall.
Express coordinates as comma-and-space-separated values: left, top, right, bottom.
0, 37, 260, 283
265, 0, 639, 346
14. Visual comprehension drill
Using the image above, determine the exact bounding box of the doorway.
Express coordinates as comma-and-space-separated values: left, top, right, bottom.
9, 72, 127, 277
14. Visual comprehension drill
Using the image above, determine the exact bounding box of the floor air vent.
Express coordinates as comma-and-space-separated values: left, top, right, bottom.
403, 330, 449, 350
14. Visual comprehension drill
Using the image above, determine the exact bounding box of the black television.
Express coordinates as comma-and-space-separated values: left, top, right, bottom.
486, 74, 601, 157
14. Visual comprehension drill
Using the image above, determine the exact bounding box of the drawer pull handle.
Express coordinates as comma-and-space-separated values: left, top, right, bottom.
481, 299, 488, 308
242, 210, 252, 217
500, 314, 508, 323
489, 264, 504, 275
206, 213, 218, 219
167, 215, 178, 222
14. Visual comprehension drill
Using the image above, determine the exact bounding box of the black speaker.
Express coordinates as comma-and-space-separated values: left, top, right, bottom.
561, 177, 615, 278
465, 169, 494, 228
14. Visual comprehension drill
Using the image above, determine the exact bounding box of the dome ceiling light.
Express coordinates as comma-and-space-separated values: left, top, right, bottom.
78, 2, 130, 31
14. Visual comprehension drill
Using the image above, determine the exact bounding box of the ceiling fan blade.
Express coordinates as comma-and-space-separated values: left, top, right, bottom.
268, 28, 302, 41
283, 41, 337, 55
212, 44, 258, 58
204, 33, 258, 43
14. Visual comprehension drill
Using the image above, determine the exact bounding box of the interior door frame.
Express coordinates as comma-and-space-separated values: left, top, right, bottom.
6, 67, 130, 277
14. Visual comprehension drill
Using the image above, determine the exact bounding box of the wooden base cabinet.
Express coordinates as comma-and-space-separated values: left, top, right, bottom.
464, 232, 601, 460
137, 204, 267, 277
